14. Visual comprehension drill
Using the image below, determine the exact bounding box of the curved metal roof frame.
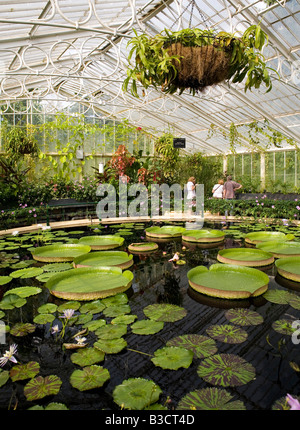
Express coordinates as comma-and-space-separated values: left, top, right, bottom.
0, 0, 299, 155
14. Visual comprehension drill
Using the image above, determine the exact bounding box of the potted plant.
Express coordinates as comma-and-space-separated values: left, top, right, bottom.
123, 24, 273, 97
2, 122, 39, 159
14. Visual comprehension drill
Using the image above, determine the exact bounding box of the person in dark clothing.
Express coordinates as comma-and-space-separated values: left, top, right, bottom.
223, 175, 242, 219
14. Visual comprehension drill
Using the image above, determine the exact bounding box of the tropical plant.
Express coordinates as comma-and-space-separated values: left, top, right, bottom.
1, 121, 39, 159
123, 24, 273, 97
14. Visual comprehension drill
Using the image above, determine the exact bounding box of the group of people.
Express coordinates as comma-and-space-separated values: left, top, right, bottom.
212, 175, 242, 200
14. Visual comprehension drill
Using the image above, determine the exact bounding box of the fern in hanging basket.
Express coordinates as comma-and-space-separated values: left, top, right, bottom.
123, 25, 273, 97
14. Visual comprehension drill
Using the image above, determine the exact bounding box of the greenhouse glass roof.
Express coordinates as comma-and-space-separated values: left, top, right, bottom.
0, 0, 299, 154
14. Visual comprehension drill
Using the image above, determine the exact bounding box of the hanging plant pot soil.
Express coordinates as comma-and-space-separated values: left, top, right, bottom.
167, 42, 232, 92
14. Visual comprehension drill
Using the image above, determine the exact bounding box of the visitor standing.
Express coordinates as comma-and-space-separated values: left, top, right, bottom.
186, 177, 196, 215
223, 175, 242, 199
212, 179, 224, 199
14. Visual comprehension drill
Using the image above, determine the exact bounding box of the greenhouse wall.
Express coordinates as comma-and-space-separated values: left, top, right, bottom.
222, 150, 300, 193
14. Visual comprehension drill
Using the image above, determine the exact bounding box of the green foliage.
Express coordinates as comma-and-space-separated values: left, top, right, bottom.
123, 25, 273, 97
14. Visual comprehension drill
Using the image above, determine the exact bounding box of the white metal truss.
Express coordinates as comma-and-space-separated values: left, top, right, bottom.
0, 0, 299, 155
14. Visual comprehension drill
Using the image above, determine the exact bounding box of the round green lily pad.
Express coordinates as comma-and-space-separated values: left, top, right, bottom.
70, 365, 110, 391
42, 262, 73, 272
206, 324, 248, 344
217, 248, 274, 267
224, 308, 264, 326
94, 337, 127, 354
182, 229, 225, 243
197, 353, 256, 387
73, 251, 133, 270
143, 303, 187, 322
10, 323, 36, 337
95, 323, 127, 339
0, 276, 12, 286
244, 231, 294, 245
188, 264, 269, 299
46, 267, 134, 300
275, 257, 300, 282
272, 319, 297, 335
0, 294, 26, 310
131, 319, 164, 335
128, 242, 159, 254
102, 293, 128, 307
24, 375, 62, 401
37, 303, 58, 314
151, 346, 194, 370
70, 347, 105, 366
33, 313, 56, 324
78, 235, 124, 250
256, 241, 300, 258
263, 289, 295, 304
145, 225, 186, 238
10, 267, 44, 279
102, 304, 131, 317
80, 300, 105, 314
113, 378, 162, 410
31, 244, 91, 262
177, 387, 246, 410
166, 334, 217, 359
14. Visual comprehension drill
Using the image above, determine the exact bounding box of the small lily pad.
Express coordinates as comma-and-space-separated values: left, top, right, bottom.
4, 286, 42, 298
103, 304, 131, 318
79, 300, 105, 314
272, 319, 297, 335
131, 319, 164, 335
224, 308, 264, 326
33, 313, 56, 324
37, 303, 58, 314
24, 375, 62, 401
102, 293, 128, 307
70, 365, 110, 391
10, 323, 36, 337
0, 369, 9, 387
151, 346, 193, 370
166, 334, 218, 359
111, 315, 137, 325
70, 348, 105, 367
57, 301, 81, 312
10, 361, 40, 382
197, 353, 256, 387
0, 294, 26, 310
95, 324, 127, 339
94, 337, 127, 354
143, 304, 187, 322
0, 276, 12, 286
10, 267, 44, 279
113, 378, 162, 410
82, 319, 106, 331
206, 325, 248, 344
177, 387, 246, 410
263, 289, 294, 304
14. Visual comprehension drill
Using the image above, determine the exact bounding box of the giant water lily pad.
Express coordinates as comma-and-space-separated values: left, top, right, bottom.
182, 229, 225, 243
128, 242, 159, 254
145, 225, 186, 238
70, 365, 110, 391
166, 334, 217, 359
24, 375, 62, 401
275, 257, 300, 282
177, 387, 246, 410
244, 231, 294, 245
224, 308, 264, 326
206, 324, 248, 344
143, 303, 187, 322
256, 241, 300, 258
73, 251, 133, 270
151, 346, 193, 370
187, 264, 269, 299
217, 248, 274, 267
46, 267, 134, 300
10, 361, 40, 382
31, 244, 91, 262
78, 235, 124, 250
113, 378, 162, 410
197, 353, 256, 387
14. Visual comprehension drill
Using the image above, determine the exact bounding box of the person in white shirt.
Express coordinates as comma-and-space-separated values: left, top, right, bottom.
212, 179, 224, 199
186, 177, 196, 215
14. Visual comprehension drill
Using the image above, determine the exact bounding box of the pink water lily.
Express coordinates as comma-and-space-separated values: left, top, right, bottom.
169, 252, 180, 262
0, 344, 18, 367
286, 394, 300, 410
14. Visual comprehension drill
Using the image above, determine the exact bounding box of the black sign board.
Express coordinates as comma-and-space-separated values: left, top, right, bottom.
173, 138, 186, 148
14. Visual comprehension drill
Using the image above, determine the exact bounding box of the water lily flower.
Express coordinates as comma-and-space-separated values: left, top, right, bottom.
0, 344, 18, 367
286, 394, 300, 410
169, 252, 180, 262
60, 309, 75, 320
12, 231, 19, 236
42, 226, 51, 231
51, 325, 60, 334
75, 336, 87, 345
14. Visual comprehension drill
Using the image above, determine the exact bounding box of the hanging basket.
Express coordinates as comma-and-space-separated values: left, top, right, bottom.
167, 42, 232, 92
